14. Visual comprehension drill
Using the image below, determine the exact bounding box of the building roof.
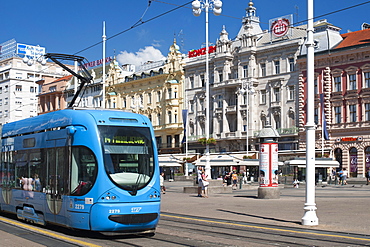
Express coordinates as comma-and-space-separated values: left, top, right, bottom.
53, 74, 73, 83
335, 28, 370, 49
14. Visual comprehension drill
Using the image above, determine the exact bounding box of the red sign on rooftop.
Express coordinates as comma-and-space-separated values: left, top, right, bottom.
188, 45, 216, 58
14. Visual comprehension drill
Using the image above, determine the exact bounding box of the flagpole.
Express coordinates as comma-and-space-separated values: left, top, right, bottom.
102, 21, 106, 109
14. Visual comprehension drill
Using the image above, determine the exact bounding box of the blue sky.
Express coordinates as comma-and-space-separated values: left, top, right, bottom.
1, 0, 369, 67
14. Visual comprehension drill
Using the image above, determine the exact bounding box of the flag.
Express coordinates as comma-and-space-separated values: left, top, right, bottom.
181, 109, 188, 144
320, 94, 330, 140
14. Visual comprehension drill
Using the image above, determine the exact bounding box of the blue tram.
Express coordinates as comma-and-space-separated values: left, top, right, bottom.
0, 109, 160, 233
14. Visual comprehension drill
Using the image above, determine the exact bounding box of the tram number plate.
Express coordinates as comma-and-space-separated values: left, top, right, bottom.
131, 207, 142, 213
75, 204, 85, 209
109, 209, 121, 214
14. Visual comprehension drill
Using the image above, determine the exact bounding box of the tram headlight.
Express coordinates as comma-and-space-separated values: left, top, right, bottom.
105, 196, 110, 200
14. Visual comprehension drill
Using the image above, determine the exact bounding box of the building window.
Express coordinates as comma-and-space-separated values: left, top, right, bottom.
243, 65, 248, 78
314, 78, 318, 95
365, 103, 370, 121
349, 104, 357, 122
201, 75, 205, 87
334, 76, 341, 92
166, 135, 172, 148
364, 72, 370, 88
157, 113, 161, 125
289, 58, 295, 72
314, 107, 319, 124
288, 86, 295, 100
260, 90, 266, 104
168, 111, 172, 124
217, 95, 223, 108
190, 76, 194, 89
200, 99, 204, 111
274, 60, 280, 74
16, 85, 22, 91
260, 63, 266, 77
148, 93, 152, 104
174, 113, 178, 123
218, 71, 223, 82
174, 91, 177, 98
273, 87, 280, 102
334, 106, 341, 123
349, 74, 357, 90
167, 88, 172, 99
157, 91, 161, 101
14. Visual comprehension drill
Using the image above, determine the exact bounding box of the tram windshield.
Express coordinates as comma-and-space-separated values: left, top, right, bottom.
99, 126, 155, 193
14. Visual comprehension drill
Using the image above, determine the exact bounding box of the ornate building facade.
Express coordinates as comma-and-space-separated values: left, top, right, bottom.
105, 40, 186, 154
298, 27, 370, 178
184, 1, 307, 155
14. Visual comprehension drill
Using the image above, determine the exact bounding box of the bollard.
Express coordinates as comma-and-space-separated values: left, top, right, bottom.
239, 178, 242, 189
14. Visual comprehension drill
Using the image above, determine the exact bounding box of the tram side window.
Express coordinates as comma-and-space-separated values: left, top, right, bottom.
29, 150, 43, 192
15, 151, 29, 189
1, 151, 16, 189
71, 146, 97, 196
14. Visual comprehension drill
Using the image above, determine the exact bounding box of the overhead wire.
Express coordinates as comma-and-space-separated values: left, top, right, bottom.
74, 0, 192, 56
73, 0, 370, 56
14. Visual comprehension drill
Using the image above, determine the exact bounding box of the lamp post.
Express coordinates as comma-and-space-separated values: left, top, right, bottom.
240, 81, 255, 158
302, 0, 319, 226
192, 0, 222, 179
22, 52, 47, 115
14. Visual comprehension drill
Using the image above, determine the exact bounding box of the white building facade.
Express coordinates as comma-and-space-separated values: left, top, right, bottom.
184, 1, 306, 155
0, 39, 71, 125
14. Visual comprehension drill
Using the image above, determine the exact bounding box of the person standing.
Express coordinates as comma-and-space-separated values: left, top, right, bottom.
201, 171, 209, 198
160, 172, 166, 194
231, 170, 238, 190
342, 168, 348, 185
197, 166, 203, 197
366, 169, 370, 185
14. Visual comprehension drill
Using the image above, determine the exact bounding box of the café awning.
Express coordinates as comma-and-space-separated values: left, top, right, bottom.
284, 158, 340, 168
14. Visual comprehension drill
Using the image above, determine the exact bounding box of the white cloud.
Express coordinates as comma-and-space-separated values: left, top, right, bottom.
116, 46, 165, 68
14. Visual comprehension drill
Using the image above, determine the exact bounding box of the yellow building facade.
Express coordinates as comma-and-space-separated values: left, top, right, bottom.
105, 40, 186, 154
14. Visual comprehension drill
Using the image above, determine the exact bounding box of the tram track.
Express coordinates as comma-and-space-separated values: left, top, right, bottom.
1, 209, 370, 246
159, 212, 370, 246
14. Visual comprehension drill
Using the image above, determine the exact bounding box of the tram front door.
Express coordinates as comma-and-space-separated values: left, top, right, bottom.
45, 145, 67, 224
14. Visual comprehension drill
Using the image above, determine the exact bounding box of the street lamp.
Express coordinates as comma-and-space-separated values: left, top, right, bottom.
239, 81, 255, 157
302, 0, 319, 226
192, 0, 222, 179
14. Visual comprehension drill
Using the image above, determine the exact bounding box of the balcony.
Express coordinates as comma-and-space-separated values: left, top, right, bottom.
226, 105, 237, 114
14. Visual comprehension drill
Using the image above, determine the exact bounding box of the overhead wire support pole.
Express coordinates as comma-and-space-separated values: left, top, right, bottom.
302, 0, 319, 226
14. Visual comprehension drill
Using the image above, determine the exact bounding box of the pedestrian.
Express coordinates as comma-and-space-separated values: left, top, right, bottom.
160, 172, 166, 194
231, 170, 238, 190
201, 171, 209, 198
342, 168, 348, 185
293, 179, 299, 188
366, 169, 370, 185
337, 169, 343, 185
243, 170, 248, 184
331, 168, 336, 182
197, 166, 203, 197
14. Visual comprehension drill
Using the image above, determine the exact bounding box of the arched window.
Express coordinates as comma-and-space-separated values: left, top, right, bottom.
349, 147, 358, 177
334, 148, 343, 170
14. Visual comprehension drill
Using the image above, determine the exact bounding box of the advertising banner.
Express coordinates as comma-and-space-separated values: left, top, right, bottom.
259, 143, 279, 187
17, 43, 46, 57
269, 14, 293, 41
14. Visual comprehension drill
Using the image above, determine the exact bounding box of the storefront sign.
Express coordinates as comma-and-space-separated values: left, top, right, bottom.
83, 57, 113, 69
188, 45, 216, 58
341, 137, 359, 142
